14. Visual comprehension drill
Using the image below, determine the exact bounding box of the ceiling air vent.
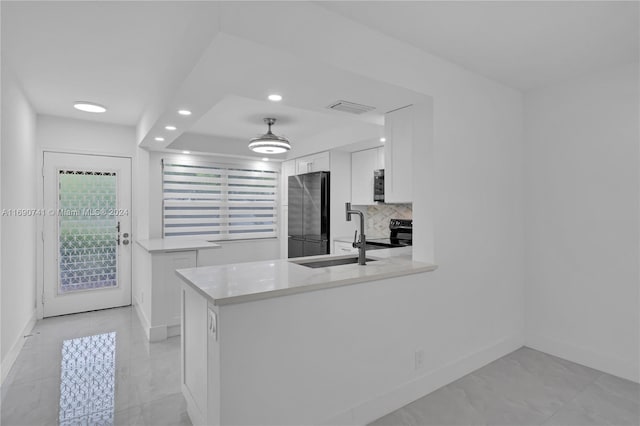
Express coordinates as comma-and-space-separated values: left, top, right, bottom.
326, 100, 376, 115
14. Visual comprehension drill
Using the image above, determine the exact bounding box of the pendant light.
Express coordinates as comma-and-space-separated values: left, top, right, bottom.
248, 118, 291, 154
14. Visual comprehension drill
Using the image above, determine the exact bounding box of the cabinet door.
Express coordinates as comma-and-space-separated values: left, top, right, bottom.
158, 251, 196, 334
376, 147, 385, 170
182, 284, 208, 424
295, 159, 310, 175
308, 152, 330, 172
351, 148, 378, 205
385, 106, 413, 203
296, 152, 330, 174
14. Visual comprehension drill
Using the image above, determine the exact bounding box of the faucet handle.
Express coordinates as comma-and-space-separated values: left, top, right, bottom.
352, 230, 358, 248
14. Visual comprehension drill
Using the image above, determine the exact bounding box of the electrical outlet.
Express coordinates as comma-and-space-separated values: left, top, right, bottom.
414, 349, 425, 370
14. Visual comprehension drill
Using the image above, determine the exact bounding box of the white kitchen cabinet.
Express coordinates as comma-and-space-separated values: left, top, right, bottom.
295, 151, 330, 174
384, 105, 413, 203
181, 282, 211, 425
350, 147, 383, 205
376, 146, 385, 169
135, 239, 219, 341
351, 148, 379, 205
334, 240, 358, 255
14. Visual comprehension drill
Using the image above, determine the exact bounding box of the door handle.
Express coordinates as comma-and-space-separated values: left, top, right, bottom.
123, 239, 130, 245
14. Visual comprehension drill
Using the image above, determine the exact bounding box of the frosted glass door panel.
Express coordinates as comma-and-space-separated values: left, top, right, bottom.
43, 152, 131, 317
58, 171, 118, 294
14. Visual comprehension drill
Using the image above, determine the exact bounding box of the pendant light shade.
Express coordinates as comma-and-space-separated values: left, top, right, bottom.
248, 118, 291, 154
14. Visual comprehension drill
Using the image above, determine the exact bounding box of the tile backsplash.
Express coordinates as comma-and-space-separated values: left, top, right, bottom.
364, 203, 412, 237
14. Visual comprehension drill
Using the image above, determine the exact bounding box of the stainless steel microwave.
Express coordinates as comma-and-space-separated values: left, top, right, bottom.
374, 169, 384, 202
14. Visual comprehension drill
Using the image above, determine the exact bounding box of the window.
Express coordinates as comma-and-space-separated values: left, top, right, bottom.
162, 159, 278, 240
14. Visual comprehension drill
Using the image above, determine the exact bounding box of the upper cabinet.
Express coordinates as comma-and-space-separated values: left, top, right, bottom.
384, 105, 413, 203
351, 147, 384, 205
295, 151, 330, 175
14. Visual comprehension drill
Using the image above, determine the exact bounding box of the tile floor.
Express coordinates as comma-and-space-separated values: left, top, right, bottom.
371, 347, 640, 426
1, 307, 189, 426
1, 306, 638, 426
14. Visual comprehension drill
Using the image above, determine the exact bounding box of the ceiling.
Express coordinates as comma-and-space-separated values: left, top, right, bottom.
1, 2, 220, 125
322, 1, 640, 90
3, 1, 638, 158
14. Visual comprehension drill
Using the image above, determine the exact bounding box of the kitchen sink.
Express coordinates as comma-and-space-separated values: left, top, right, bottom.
293, 256, 377, 269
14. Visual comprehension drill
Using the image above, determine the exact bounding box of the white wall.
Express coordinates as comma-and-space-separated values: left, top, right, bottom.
36, 115, 136, 156
35, 115, 139, 318
524, 63, 640, 382
219, 3, 526, 415
1, 66, 38, 382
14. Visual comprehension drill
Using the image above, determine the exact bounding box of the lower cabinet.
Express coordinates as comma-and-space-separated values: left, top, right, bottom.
136, 247, 197, 341
181, 283, 209, 425
181, 283, 222, 426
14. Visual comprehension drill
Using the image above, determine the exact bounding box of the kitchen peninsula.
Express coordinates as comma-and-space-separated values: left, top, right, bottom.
176, 249, 437, 425
135, 238, 220, 342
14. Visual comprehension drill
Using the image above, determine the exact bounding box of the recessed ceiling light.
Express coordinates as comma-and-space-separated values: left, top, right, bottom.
165, 125, 177, 131
182, 151, 190, 154
155, 137, 165, 142
178, 109, 192, 116
268, 94, 282, 102
262, 157, 269, 161
73, 102, 107, 113
380, 137, 386, 143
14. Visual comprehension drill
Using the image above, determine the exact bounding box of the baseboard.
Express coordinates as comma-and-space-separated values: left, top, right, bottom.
183, 383, 207, 426
322, 335, 524, 426
133, 297, 152, 341
526, 333, 639, 383
167, 324, 181, 338
133, 298, 181, 342
1, 309, 37, 385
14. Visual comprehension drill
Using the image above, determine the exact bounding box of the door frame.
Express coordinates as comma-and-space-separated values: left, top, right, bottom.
36, 149, 135, 319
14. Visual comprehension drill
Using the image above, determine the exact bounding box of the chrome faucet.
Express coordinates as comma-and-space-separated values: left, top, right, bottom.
345, 202, 367, 265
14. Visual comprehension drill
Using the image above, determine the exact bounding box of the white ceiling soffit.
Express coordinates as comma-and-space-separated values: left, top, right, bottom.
321, 1, 640, 91
141, 32, 427, 151
1, 2, 221, 125
187, 95, 380, 145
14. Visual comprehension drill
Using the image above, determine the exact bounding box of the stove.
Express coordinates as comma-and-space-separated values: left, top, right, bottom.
366, 218, 412, 249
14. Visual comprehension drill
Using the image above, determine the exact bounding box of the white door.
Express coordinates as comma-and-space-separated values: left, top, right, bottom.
43, 152, 132, 317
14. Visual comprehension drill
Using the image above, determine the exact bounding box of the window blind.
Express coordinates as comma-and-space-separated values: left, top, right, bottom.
162, 160, 278, 240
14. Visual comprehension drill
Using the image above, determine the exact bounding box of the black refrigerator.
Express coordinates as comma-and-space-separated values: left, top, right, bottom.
288, 171, 330, 258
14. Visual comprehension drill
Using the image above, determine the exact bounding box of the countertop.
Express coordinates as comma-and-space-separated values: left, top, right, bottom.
136, 238, 221, 253
176, 247, 437, 306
